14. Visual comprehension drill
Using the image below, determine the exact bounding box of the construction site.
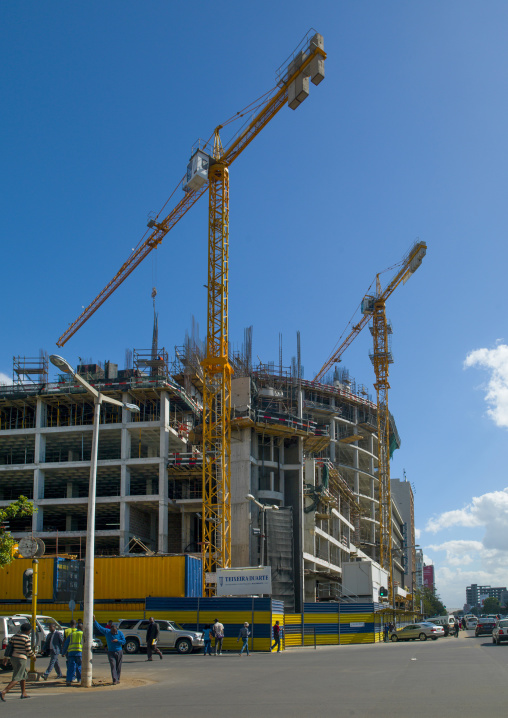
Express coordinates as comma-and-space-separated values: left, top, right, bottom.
0, 328, 416, 615
0, 29, 425, 639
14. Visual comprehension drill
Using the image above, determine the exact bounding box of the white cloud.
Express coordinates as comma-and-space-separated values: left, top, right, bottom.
423, 488, 508, 606
465, 344, 508, 428
426, 508, 482, 533
427, 540, 484, 567
425, 488, 508, 553
0, 372, 11, 386
414, 528, 421, 540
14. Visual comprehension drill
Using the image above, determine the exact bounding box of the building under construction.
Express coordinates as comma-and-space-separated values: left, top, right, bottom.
0, 331, 411, 612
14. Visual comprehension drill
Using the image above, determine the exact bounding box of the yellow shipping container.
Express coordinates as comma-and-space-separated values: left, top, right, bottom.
0, 555, 188, 603
0, 558, 54, 600
94, 556, 187, 600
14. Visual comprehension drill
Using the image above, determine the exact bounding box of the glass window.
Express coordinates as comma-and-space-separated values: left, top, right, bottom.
156, 621, 170, 631
118, 620, 139, 629
138, 621, 150, 630
168, 622, 184, 631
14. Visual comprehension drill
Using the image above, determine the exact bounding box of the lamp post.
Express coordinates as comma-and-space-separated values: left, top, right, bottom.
246, 494, 278, 567
49, 355, 140, 688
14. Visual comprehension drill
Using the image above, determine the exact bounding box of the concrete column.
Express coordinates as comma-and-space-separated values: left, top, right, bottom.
33, 469, 45, 500
329, 418, 335, 462
353, 445, 360, 495
157, 391, 170, 552
121, 466, 130, 498
120, 501, 130, 554
33, 505, 43, 532
36, 398, 47, 429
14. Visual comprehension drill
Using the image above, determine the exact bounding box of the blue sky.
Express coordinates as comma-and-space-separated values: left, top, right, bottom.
2, 1, 508, 608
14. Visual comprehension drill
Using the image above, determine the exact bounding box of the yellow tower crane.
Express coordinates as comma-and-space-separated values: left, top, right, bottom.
314, 240, 426, 603
56, 31, 326, 594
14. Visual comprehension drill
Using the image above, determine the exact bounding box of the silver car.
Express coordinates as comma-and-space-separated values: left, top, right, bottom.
117, 619, 204, 655
390, 622, 445, 642
492, 618, 508, 645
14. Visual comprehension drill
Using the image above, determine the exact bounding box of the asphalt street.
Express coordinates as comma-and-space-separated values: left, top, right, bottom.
1, 630, 507, 717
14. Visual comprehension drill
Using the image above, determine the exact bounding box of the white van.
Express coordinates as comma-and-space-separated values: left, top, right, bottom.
425, 615, 456, 636
466, 617, 478, 630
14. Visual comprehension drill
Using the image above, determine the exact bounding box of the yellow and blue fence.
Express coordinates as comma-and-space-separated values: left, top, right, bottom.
284, 602, 385, 647
145, 596, 285, 652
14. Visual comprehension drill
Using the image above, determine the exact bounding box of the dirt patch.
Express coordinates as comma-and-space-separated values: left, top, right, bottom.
0, 673, 153, 694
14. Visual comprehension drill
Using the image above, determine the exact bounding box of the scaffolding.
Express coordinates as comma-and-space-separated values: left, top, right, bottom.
13, 354, 48, 387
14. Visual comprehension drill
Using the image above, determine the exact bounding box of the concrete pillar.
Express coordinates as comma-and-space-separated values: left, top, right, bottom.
158, 391, 169, 552
33, 469, 45, 500
121, 466, 130, 498
120, 501, 130, 554
121, 394, 132, 460
329, 418, 335, 462
33, 505, 43, 532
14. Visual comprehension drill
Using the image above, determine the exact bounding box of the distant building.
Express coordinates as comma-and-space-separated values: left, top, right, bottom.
415, 548, 424, 591
466, 584, 507, 609
391, 478, 416, 594
423, 564, 435, 593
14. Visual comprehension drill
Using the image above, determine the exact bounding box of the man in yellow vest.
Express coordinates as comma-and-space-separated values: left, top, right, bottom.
64, 619, 76, 640
62, 621, 83, 686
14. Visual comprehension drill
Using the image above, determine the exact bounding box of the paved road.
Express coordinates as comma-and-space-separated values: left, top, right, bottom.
1, 630, 507, 717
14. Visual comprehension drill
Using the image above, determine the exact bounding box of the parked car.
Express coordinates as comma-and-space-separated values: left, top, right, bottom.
425, 615, 456, 637
466, 617, 478, 630
117, 619, 204, 655
12, 614, 65, 654
390, 622, 445, 642
0, 616, 31, 670
492, 619, 508, 645
475, 617, 497, 636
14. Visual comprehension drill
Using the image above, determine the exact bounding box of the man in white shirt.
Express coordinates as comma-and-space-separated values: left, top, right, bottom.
213, 618, 224, 655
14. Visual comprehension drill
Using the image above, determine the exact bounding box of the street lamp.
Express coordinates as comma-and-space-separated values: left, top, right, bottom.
49, 355, 140, 688
246, 494, 278, 567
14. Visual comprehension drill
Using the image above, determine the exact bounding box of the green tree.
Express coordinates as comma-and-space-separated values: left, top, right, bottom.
415, 586, 446, 616
0, 497, 34, 567
482, 597, 501, 615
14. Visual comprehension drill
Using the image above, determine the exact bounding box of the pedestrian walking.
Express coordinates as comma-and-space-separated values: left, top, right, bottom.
237, 622, 250, 656
62, 620, 84, 685
212, 618, 224, 655
203, 625, 212, 656
271, 620, 282, 652
93, 615, 126, 685
146, 617, 163, 661
0, 623, 36, 701
41, 623, 64, 680
454, 618, 460, 638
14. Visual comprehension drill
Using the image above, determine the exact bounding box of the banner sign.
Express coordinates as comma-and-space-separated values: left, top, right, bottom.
216, 567, 272, 596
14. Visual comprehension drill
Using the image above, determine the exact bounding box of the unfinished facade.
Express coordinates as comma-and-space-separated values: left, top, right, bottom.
1, 335, 408, 612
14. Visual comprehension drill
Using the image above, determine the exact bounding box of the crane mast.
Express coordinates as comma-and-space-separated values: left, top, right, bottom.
314, 240, 427, 603
201, 132, 232, 592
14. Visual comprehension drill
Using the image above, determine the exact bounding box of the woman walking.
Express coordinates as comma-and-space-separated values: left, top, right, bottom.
1, 623, 36, 701
203, 625, 212, 656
